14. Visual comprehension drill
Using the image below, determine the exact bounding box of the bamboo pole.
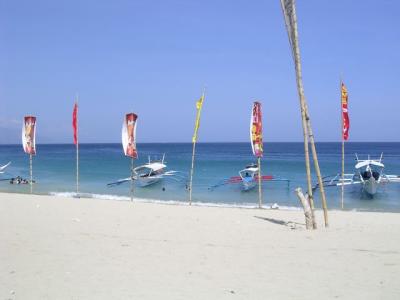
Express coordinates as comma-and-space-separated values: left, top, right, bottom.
304, 108, 329, 227
295, 187, 313, 230
189, 141, 196, 205
285, 2, 316, 229
130, 157, 134, 202
29, 154, 33, 194
257, 156, 262, 208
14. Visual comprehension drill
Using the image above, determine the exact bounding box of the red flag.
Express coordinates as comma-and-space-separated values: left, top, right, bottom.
73, 103, 78, 145
341, 83, 350, 141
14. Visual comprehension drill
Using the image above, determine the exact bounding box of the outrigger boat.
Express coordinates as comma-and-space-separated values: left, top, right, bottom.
107, 155, 187, 188
209, 163, 290, 191
314, 154, 400, 196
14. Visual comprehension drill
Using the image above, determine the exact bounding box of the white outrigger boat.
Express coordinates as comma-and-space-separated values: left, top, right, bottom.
107, 155, 187, 188
210, 163, 290, 191
315, 154, 400, 196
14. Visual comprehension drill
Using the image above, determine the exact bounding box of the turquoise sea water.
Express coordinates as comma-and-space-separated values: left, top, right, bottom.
1, 143, 400, 211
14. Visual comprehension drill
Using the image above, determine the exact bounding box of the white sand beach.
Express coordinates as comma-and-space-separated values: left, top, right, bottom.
1, 192, 400, 299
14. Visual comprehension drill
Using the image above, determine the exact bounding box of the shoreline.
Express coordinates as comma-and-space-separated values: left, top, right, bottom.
1, 192, 400, 299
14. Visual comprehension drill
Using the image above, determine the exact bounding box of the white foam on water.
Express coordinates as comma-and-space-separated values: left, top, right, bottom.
49, 191, 302, 211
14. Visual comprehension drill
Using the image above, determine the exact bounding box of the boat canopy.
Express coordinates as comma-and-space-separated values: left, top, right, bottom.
355, 160, 384, 169
135, 162, 166, 172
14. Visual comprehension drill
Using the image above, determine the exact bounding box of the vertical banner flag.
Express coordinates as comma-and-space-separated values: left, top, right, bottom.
250, 102, 263, 157
341, 83, 350, 140
22, 116, 36, 155
73, 103, 78, 145
122, 113, 138, 158
192, 94, 205, 143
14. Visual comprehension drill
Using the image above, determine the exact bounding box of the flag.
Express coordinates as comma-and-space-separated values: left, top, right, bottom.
122, 113, 138, 158
22, 116, 36, 155
192, 94, 204, 143
341, 83, 350, 140
72, 103, 78, 145
250, 102, 263, 157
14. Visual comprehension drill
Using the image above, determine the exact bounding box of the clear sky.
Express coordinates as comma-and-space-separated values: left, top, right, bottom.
1, 0, 399, 143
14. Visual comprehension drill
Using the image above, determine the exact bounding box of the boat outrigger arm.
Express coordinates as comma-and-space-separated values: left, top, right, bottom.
313, 153, 400, 196
0, 162, 11, 174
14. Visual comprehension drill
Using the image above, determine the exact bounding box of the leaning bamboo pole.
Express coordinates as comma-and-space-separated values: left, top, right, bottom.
280, 0, 316, 228
304, 104, 329, 227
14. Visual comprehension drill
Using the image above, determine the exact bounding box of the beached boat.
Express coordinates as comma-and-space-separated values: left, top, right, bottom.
315, 154, 400, 196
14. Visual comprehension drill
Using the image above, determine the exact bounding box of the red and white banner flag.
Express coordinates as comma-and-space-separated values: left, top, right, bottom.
341, 83, 350, 141
72, 103, 78, 145
122, 113, 138, 159
22, 116, 36, 155
250, 102, 263, 158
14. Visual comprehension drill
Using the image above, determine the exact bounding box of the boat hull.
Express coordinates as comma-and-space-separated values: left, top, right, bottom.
241, 178, 257, 191
137, 176, 163, 187
363, 178, 379, 195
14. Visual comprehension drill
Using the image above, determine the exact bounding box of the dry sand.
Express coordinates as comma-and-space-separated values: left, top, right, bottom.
1, 192, 400, 299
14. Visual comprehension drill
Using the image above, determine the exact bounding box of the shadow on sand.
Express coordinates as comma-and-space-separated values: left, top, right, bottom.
254, 216, 304, 228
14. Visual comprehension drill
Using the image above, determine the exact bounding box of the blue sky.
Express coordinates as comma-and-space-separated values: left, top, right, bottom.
1, 0, 399, 143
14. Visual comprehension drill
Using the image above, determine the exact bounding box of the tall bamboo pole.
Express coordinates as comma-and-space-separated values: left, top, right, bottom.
281, 0, 316, 228
29, 154, 33, 194
257, 157, 262, 208
304, 109, 329, 227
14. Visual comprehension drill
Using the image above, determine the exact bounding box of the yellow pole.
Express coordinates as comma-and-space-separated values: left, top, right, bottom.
189, 141, 196, 205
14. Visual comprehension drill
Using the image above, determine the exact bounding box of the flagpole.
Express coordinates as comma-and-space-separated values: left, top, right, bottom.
257, 156, 262, 208
29, 154, 33, 194
76, 97, 79, 196
189, 89, 205, 205
130, 157, 134, 202
340, 80, 345, 209
189, 141, 196, 205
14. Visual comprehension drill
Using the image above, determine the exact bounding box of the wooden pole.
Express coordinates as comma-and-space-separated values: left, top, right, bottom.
295, 187, 313, 230
304, 110, 329, 227
257, 157, 262, 208
76, 98, 79, 196
130, 157, 134, 202
189, 141, 196, 205
287, 4, 316, 229
29, 154, 33, 194
341, 139, 345, 209
340, 80, 345, 209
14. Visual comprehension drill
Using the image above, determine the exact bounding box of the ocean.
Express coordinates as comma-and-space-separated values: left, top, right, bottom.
1, 142, 400, 211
